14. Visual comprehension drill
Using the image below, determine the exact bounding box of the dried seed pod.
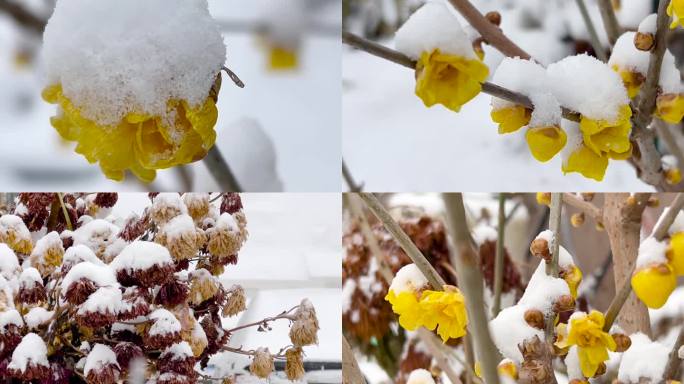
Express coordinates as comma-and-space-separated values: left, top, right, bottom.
570, 212, 585, 227
612, 333, 631, 352
530, 238, 551, 262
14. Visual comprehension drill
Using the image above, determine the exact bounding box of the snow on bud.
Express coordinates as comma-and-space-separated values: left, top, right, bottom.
7, 333, 50, 381
222, 284, 247, 317
145, 309, 182, 350
249, 347, 274, 379
110, 241, 174, 287
188, 269, 219, 306
156, 214, 205, 262
206, 213, 247, 260
157, 341, 196, 378
406, 368, 436, 384
0, 215, 33, 254
28, 231, 64, 277
84, 344, 120, 384
182, 193, 210, 222
18, 267, 47, 305
150, 194, 188, 226
289, 299, 320, 347
76, 286, 122, 328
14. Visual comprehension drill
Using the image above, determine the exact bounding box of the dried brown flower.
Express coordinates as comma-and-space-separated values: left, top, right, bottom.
249, 348, 274, 379
222, 285, 246, 317
285, 347, 305, 381
220, 193, 243, 215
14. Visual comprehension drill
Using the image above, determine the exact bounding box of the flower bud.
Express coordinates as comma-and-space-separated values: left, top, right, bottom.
530, 238, 551, 262
485, 11, 501, 26
634, 32, 655, 51
612, 333, 631, 352
570, 212, 585, 227
553, 295, 576, 313
524, 309, 545, 330
536, 193, 551, 206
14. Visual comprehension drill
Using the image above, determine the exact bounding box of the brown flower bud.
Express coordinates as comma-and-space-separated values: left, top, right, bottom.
647, 196, 660, 208
524, 309, 545, 330
290, 299, 320, 347
595, 221, 605, 231
580, 193, 595, 202
553, 295, 576, 313
113, 342, 144, 373
570, 212, 585, 227
220, 193, 243, 215
593, 362, 607, 377
612, 333, 632, 352
634, 31, 655, 51
285, 347, 305, 381
530, 238, 551, 262
485, 11, 501, 26
250, 348, 274, 379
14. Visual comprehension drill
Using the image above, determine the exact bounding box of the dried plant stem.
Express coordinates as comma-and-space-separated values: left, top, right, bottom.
597, 0, 622, 46
442, 193, 501, 384
343, 160, 363, 192
358, 192, 447, 289
343, 337, 367, 384
574, 0, 608, 61
57, 193, 73, 231
663, 325, 684, 380
652, 193, 684, 239
224, 307, 297, 334
492, 194, 506, 317
562, 193, 602, 220
446, 0, 530, 59
347, 194, 394, 283
204, 146, 243, 192
631, 0, 671, 188
342, 31, 581, 122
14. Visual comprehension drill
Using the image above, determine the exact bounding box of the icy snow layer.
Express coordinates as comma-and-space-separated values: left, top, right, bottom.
342, 47, 647, 191
0, 244, 19, 279
24, 307, 54, 329
62, 261, 117, 290
489, 305, 544, 364
42, 0, 226, 126
395, 1, 477, 60
618, 333, 669, 382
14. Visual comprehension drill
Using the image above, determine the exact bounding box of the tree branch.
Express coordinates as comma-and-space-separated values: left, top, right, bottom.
663, 325, 684, 380
0, 0, 46, 34
343, 160, 363, 192
442, 193, 501, 384
203, 146, 243, 192
343, 337, 367, 384
492, 194, 505, 317
562, 193, 602, 221
447, 0, 531, 59
342, 31, 581, 122
574, 0, 608, 61
596, 0, 622, 46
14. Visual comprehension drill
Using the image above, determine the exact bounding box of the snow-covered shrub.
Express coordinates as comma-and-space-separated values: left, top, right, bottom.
0, 192, 318, 383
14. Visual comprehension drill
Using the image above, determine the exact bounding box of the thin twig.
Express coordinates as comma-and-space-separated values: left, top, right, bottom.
358, 193, 446, 289
343, 160, 364, 192
603, 193, 684, 331
442, 193, 501, 384
342, 337, 367, 384
225, 306, 298, 333
546, 193, 562, 278
203, 146, 243, 192
561, 193, 602, 220
342, 31, 581, 122
447, 0, 531, 59
347, 194, 394, 283
663, 326, 684, 380
574, 0, 608, 61
416, 328, 464, 384
655, 119, 684, 180
57, 193, 73, 231
596, 0, 623, 46
492, 194, 505, 317
222, 66, 245, 88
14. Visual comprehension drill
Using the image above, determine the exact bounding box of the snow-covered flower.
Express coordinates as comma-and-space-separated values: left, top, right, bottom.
41, 0, 226, 182
155, 214, 205, 262
84, 344, 120, 384
110, 241, 174, 287
385, 264, 467, 342
554, 311, 616, 378
62, 261, 117, 305
188, 269, 219, 306
0, 215, 33, 254
249, 347, 274, 379
668, 0, 684, 29
28, 231, 64, 277
289, 299, 320, 347
182, 193, 210, 223
154, 279, 188, 308
395, 1, 488, 113
7, 333, 50, 381
112, 342, 144, 374
222, 284, 247, 317
76, 286, 122, 328
632, 236, 678, 308
285, 347, 305, 381
206, 212, 247, 261
17, 267, 47, 305
157, 341, 196, 378
144, 309, 182, 350
0, 310, 25, 352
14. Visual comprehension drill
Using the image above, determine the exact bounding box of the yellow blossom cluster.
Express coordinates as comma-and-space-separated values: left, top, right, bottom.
632, 234, 684, 308
555, 310, 616, 378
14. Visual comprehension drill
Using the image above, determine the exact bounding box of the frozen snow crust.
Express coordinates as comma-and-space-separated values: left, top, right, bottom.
42, 0, 227, 126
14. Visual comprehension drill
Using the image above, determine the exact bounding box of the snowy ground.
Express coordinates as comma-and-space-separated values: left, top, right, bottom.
342, 0, 658, 192
0, 0, 341, 192
114, 193, 342, 382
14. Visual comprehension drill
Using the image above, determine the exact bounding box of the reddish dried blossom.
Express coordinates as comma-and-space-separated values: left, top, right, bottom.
119, 213, 150, 242
8, 363, 51, 381
44, 360, 73, 384
63, 278, 98, 305
199, 315, 230, 366
157, 353, 196, 377
0, 325, 22, 357
155, 279, 189, 307
76, 309, 118, 329
113, 342, 144, 372
220, 193, 242, 214
157, 373, 195, 384
55, 204, 79, 233
85, 362, 119, 384
19, 207, 49, 232
144, 331, 182, 351
18, 193, 55, 211
18, 284, 47, 305
94, 193, 118, 208
119, 287, 151, 320
116, 262, 174, 288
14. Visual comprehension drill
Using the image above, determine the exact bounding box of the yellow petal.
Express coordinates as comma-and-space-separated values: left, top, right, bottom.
668, 232, 684, 275
631, 264, 677, 308
656, 93, 684, 124
491, 105, 531, 134
525, 125, 567, 162
562, 144, 609, 181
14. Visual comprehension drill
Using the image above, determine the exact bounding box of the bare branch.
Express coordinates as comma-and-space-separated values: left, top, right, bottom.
596, 0, 622, 46
203, 146, 243, 192
663, 326, 684, 380
574, 0, 608, 61
343, 160, 363, 192
492, 194, 505, 317
562, 193, 602, 221
447, 0, 531, 59
0, 0, 46, 34
343, 337, 367, 384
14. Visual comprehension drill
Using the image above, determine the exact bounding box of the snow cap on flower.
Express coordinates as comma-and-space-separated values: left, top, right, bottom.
0, 309, 24, 350
0, 244, 20, 280
289, 298, 320, 347
7, 333, 50, 381
145, 308, 182, 349
250, 347, 274, 379
62, 261, 117, 305
61, 244, 104, 277
18, 267, 47, 305
110, 241, 174, 287
112, 342, 144, 373
156, 214, 205, 262
182, 193, 210, 222
150, 194, 188, 226
406, 368, 436, 384
389, 263, 429, 294
158, 341, 196, 378
0, 215, 33, 254
84, 344, 120, 384
71, 219, 120, 260
206, 212, 246, 259
28, 231, 64, 277
188, 268, 219, 306
76, 286, 122, 328
617, 332, 669, 382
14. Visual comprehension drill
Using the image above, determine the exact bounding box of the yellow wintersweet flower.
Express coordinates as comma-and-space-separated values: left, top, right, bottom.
385, 290, 422, 331
385, 285, 468, 342
631, 263, 677, 308
474, 359, 517, 379
491, 105, 531, 134
42, 83, 219, 183
415, 49, 489, 113
562, 144, 609, 181
536, 192, 551, 206
579, 105, 632, 158
419, 287, 468, 342
269, 46, 298, 70
668, 0, 684, 29
611, 65, 643, 99
525, 125, 567, 162
667, 232, 684, 275
656, 93, 684, 124
554, 310, 616, 378
560, 265, 583, 299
